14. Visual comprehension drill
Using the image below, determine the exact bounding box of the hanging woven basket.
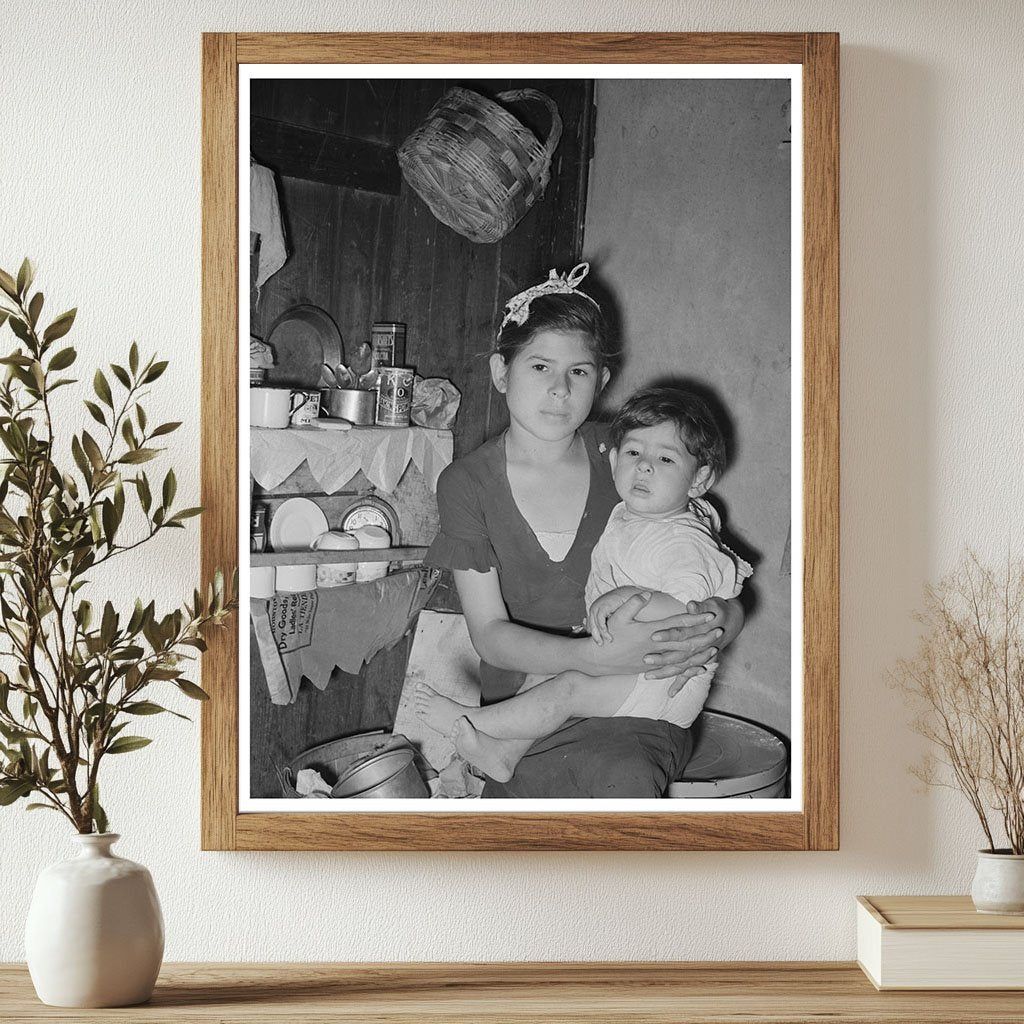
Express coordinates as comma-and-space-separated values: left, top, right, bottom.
397, 87, 563, 244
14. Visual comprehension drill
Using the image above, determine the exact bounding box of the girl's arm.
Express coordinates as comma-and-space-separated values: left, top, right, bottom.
454, 569, 715, 678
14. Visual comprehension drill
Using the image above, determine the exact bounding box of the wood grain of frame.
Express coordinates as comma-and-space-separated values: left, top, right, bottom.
200, 32, 839, 852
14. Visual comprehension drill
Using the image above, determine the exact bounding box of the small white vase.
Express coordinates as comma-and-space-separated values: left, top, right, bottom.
971, 849, 1024, 915
24, 833, 164, 1007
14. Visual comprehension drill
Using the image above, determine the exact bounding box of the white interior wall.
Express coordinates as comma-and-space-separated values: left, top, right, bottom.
1, 0, 1022, 962
585, 78, 793, 737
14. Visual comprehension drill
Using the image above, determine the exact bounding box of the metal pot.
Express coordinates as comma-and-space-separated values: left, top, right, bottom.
330, 747, 428, 799
321, 388, 376, 425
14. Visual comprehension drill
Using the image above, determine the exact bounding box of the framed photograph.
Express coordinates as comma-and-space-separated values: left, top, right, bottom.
201, 33, 838, 851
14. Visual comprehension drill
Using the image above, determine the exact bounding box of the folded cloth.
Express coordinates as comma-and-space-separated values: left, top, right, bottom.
250, 161, 288, 288
253, 567, 440, 704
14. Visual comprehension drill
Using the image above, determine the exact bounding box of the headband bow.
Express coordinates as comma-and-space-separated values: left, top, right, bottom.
499, 262, 600, 331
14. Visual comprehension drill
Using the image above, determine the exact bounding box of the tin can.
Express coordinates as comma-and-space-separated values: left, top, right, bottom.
250, 505, 267, 553
375, 366, 415, 427
371, 322, 406, 369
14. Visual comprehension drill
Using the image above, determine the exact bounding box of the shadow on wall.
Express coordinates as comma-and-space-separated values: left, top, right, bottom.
838, 47, 935, 868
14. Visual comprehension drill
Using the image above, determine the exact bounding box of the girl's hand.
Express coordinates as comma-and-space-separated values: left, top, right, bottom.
587, 586, 643, 644
585, 592, 671, 674
642, 596, 744, 681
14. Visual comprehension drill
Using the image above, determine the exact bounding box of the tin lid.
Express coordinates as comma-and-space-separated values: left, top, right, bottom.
672, 710, 788, 796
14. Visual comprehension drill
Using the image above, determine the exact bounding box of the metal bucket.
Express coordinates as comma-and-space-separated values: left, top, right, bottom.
278, 732, 428, 798
331, 747, 428, 799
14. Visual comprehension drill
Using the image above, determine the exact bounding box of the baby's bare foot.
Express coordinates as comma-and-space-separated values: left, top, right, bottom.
412, 682, 472, 737
452, 717, 518, 783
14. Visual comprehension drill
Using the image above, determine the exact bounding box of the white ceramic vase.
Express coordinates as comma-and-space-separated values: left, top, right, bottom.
25, 833, 164, 1007
971, 849, 1024, 915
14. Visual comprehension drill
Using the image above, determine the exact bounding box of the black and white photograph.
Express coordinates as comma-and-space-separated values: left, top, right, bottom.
241, 67, 799, 811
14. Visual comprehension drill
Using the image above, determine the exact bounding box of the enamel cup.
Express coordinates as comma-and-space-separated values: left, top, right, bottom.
251, 387, 303, 429
289, 389, 321, 426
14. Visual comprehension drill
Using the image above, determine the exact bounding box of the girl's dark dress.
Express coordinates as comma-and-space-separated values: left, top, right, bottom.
425, 423, 692, 798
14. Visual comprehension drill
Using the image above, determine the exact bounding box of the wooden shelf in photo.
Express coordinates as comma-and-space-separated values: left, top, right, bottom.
250, 546, 428, 567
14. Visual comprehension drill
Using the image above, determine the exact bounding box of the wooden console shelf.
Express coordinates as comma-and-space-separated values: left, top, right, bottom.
3, 962, 1023, 1022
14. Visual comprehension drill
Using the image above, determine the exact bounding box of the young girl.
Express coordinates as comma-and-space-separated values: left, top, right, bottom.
416, 384, 751, 782
423, 264, 745, 798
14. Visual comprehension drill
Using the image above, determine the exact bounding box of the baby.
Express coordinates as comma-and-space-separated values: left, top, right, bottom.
415, 384, 752, 782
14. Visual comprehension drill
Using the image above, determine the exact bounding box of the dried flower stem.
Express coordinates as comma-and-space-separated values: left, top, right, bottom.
894, 552, 1024, 854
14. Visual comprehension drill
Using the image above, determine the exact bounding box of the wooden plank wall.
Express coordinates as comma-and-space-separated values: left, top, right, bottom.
247, 78, 593, 797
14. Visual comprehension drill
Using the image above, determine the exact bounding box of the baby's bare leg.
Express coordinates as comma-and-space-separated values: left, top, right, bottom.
456, 670, 639, 740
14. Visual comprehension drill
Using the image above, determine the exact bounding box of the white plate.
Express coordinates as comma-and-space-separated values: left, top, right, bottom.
269, 497, 329, 552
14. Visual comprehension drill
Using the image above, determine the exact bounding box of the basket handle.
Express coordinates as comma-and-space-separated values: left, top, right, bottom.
497, 89, 563, 159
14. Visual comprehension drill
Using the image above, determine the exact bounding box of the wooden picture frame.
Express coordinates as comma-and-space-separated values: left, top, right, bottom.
201, 32, 838, 851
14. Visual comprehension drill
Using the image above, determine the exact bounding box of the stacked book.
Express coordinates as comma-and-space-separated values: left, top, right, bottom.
857, 895, 1024, 989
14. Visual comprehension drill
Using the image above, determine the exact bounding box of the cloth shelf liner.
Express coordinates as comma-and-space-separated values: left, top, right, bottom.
250, 425, 453, 495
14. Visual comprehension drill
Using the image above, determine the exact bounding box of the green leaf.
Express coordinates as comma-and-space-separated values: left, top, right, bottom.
110, 644, 143, 661
0, 309, 9, 331
91, 785, 108, 834
118, 448, 157, 465
175, 679, 210, 701
142, 360, 168, 383
105, 736, 152, 755
101, 498, 117, 546
168, 507, 203, 524
136, 473, 152, 513
81, 431, 105, 472
124, 700, 169, 716
110, 363, 131, 389
42, 308, 77, 344
70, 435, 92, 482
162, 468, 176, 508
136, 404, 147, 432
48, 346, 77, 372
0, 779, 33, 805
129, 342, 139, 375
83, 400, 106, 427
121, 418, 137, 450
27, 292, 43, 328
126, 598, 146, 635
0, 722, 29, 743
8, 317, 32, 345
16, 258, 34, 298
26, 803, 61, 813
147, 667, 181, 680
0, 268, 18, 300
150, 421, 182, 438
93, 369, 113, 409
76, 601, 92, 631
100, 601, 117, 647
0, 352, 33, 366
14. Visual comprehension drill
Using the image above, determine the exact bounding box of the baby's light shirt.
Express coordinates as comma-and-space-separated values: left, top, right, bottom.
584, 497, 752, 611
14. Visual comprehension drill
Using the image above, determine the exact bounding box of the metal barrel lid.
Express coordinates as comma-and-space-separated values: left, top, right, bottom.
671, 710, 788, 797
